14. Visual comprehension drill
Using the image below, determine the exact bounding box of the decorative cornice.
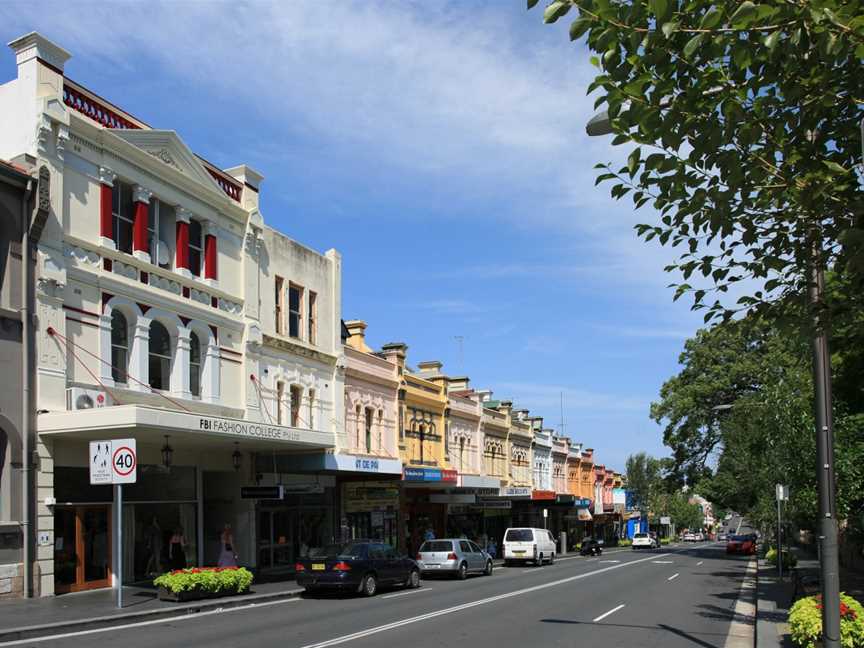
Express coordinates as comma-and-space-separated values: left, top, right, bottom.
98, 165, 116, 186
262, 334, 337, 365
133, 184, 152, 204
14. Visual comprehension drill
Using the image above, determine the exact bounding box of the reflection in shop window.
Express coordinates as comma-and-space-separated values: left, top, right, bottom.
148, 320, 172, 391
110, 310, 129, 384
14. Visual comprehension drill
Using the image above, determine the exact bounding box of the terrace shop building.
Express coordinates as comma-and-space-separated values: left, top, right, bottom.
0, 33, 341, 595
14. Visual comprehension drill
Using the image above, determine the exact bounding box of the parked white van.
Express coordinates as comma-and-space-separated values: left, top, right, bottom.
502, 528, 557, 566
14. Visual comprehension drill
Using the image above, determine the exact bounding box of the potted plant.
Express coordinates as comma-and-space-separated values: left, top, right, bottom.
154, 566, 254, 602
788, 593, 864, 648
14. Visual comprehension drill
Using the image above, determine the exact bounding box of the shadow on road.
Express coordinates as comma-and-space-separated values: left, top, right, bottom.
541, 618, 727, 647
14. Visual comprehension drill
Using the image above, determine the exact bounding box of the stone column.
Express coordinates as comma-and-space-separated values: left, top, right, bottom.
131, 185, 152, 263
98, 167, 116, 249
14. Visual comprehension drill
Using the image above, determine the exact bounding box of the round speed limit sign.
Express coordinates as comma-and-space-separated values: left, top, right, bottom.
111, 439, 137, 483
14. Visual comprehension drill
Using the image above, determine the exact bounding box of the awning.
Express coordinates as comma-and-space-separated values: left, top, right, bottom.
37, 404, 335, 451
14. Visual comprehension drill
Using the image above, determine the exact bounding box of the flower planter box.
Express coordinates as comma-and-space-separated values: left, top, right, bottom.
158, 585, 244, 602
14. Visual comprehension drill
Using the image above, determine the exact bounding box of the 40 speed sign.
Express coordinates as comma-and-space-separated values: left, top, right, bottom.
89, 439, 137, 485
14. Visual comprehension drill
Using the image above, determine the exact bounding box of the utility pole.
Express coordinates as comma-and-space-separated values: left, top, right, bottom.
454, 335, 465, 372
559, 391, 565, 437
810, 235, 841, 647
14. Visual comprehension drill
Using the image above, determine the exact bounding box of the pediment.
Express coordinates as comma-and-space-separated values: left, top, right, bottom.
112, 129, 227, 198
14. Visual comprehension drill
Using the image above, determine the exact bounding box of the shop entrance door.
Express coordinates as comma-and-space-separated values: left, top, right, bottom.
257, 508, 294, 570
54, 505, 112, 593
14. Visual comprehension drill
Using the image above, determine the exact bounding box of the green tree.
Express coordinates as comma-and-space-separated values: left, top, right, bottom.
530, 0, 864, 322
624, 451, 665, 512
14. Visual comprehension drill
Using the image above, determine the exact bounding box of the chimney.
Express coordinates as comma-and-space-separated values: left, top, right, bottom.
447, 376, 470, 392
513, 409, 529, 421
9, 32, 71, 78
381, 342, 407, 374
498, 400, 513, 417
225, 164, 264, 211
344, 319, 370, 352
581, 448, 594, 461
416, 361, 443, 378
475, 389, 493, 403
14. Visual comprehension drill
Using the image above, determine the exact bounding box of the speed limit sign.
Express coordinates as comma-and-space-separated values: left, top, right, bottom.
110, 439, 137, 484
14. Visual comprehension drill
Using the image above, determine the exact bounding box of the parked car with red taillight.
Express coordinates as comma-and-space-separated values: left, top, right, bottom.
726, 535, 757, 555
295, 541, 420, 596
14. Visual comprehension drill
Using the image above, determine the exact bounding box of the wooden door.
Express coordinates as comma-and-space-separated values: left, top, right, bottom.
54, 505, 112, 593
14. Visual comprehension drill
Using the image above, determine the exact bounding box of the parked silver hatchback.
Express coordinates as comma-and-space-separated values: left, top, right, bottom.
416, 539, 494, 580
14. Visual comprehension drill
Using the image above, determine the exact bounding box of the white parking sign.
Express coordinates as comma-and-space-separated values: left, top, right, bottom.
111, 439, 137, 484
89, 441, 112, 485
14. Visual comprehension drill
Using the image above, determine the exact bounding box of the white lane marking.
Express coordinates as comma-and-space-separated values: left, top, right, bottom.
697, 561, 704, 566
381, 589, 431, 599
297, 554, 669, 648
652, 560, 674, 564
599, 560, 621, 564
592, 603, 626, 623
668, 573, 680, 581
0, 597, 301, 646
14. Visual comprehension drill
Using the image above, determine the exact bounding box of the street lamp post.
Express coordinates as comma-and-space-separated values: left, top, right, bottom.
586, 111, 842, 647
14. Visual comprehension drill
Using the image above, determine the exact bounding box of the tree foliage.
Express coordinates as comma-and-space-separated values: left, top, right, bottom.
530, 0, 864, 322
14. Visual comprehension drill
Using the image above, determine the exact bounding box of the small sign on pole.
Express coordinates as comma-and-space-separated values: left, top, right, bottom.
776, 484, 789, 501
89, 439, 136, 609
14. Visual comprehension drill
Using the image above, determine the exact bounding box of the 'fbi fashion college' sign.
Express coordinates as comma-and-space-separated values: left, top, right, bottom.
199, 417, 301, 442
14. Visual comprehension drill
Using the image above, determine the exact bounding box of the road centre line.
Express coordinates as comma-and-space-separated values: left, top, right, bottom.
599, 560, 621, 563
381, 589, 432, 599
298, 553, 670, 648
0, 597, 301, 646
697, 561, 704, 566
592, 603, 626, 623
668, 573, 680, 581
652, 560, 674, 564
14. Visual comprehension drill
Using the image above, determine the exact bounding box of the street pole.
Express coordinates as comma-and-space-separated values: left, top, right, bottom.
115, 484, 123, 609
776, 495, 783, 580
810, 235, 840, 648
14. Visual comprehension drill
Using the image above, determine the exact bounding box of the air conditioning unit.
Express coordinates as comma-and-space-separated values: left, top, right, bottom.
66, 387, 112, 411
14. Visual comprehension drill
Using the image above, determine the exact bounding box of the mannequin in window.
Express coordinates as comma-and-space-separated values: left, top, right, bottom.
168, 526, 187, 570
144, 516, 163, 576
218, 522, 238, 567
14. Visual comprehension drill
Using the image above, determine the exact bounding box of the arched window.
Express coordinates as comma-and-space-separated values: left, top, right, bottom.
189, 331, 202, 397
148, 321, 172, 390
365, 407, 374, 453
110, 310, 129, 384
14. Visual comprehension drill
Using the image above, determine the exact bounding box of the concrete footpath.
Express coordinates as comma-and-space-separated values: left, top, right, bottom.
0, 580, 304, 643
756, 551, 821, 648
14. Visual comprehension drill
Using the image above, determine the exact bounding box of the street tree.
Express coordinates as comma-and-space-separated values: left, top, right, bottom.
624, 451, 666, 512
529, 0, 864, 322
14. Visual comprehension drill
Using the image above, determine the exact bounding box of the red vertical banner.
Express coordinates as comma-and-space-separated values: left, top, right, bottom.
204, 233, 217, 280
132, 201, 148, 254
176, 220, 189, 270
100, 183, 113, 240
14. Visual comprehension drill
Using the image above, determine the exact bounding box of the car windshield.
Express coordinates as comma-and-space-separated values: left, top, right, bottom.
308, 543, 368, 559
634, 533, 648, 538
505, 529, 534, 542
420, 541, 454, 552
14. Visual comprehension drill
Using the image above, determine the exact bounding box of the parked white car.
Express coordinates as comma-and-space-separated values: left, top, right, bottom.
683, 532, 697, 542
631, 533, 659, 550
502, 528, 557, 566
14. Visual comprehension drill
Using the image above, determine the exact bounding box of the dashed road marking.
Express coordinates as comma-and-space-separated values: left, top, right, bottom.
668, 573, 680, 581
382, 589, 431, 599
593, 603, 626, 622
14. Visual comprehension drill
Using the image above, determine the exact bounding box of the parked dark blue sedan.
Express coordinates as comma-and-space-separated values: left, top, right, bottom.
295, 541, 421, 596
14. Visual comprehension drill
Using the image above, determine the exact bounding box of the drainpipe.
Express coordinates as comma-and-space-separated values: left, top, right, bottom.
21, 177, 33, 598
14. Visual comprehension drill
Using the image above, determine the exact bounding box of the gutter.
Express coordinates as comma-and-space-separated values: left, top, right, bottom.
21, 176, 33, 597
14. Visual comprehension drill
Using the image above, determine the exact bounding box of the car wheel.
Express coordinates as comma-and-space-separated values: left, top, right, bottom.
457, 562, 468, 580
360, 573, 377, 597
484, 560, 493, 576
406, 569, 420, 589
536, 553, 543, 566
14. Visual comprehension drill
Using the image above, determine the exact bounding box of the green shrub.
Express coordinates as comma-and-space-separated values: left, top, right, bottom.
153, 566, 254, 595
766, 547, 798, 569
788, 593, 864, 648
661, 538, 672, 545
619, 539, 632, 547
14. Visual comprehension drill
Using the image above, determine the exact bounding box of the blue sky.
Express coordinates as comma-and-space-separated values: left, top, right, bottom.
1, 1, 708, 471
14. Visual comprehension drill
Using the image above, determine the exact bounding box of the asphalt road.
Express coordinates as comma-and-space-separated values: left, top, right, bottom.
4, 543, 754, 648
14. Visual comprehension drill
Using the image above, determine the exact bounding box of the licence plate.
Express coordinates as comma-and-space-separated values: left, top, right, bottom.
426, 564, 440, 568
513, 550, 526, 554
312, 563, 325, 571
